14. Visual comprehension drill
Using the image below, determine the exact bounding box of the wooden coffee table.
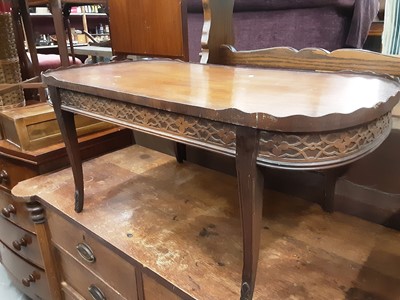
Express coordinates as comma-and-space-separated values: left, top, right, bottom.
42, 60, 400, 299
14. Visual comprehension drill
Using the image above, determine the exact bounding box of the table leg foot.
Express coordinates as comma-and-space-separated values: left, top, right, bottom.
240, 282, 252, 300
74, 189, 84, 213
236, 127, 264, 300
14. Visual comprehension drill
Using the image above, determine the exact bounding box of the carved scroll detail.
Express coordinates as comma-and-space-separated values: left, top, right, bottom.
26, 201, 45, 224
259, 113, 391, 167
59, 90, 237, 150
58, 90, 391, 169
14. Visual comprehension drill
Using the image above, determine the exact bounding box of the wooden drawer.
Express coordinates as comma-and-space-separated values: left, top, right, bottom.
61, 282, 86, 300
0, 242, 50, 300
0, 216, 42, 268
0, 189, 34, 233
143, 273, 183, 300
47, 210, 138, 300
0, 156, 37, 191
56, 247, 126, 300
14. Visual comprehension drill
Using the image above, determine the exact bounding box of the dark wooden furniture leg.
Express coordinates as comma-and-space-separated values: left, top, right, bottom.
321, 166, 348, 213
174, 142, 186, 163
236, 127, 264, 300
48, 87, 84, 212
49, 0, 70, 67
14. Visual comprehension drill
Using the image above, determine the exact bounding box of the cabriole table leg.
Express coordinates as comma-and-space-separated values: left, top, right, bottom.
236, 127, 264, 300
48, 86, 84, 212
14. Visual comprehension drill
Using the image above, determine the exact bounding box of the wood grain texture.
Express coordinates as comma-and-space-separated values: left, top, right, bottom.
34, 221, 63, 300
12, 145, 400, 299
109, 0, 188, 60
56, 246, 127, 300
41, 60, 400, 132
143, 273, 182, 300
48, 209, 138, 299
220, 46, 400, 77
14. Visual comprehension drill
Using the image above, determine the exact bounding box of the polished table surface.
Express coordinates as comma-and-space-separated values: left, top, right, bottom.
42, 60, 400, 300
43, 60, 400, 132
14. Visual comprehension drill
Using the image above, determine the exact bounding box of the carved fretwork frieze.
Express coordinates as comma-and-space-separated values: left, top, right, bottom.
58, 89, 391, 170
258, 113, 391, 168
59, 89, 237, 151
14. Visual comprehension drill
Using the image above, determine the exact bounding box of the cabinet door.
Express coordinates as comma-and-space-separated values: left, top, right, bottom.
108, 0, 188, 60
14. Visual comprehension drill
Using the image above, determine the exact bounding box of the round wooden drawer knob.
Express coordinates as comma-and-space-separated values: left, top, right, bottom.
22, 271, 40, 287
1, 204, 16, 218
0, 169, 8, 183
12, 235, 32, 251
88, 284, 106, 300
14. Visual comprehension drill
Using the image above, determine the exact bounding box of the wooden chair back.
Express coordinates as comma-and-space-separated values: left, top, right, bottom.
199, 0, 400, 78
219, 45, 400, 78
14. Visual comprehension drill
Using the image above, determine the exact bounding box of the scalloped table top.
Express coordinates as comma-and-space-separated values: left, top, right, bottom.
42, 60, 400, 132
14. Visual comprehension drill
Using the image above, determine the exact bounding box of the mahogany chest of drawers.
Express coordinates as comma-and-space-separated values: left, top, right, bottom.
0, 128, 133, 299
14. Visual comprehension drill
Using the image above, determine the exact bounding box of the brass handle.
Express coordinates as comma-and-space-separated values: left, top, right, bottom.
88, 284, 106, 300
1, 204, 16, 218
0, 169, 8, 183
76, 242, 96, 263
12, 235, 32, 251
22, 271, 40, 287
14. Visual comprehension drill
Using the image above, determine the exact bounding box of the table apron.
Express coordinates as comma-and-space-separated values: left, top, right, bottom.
58, 89, 392, 171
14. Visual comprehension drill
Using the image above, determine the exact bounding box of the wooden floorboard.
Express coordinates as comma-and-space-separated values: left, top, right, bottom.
13, 145, 400, 300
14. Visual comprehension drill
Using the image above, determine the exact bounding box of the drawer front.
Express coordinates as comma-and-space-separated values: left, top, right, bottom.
61, 282, 86, 300
143, 273, 183, 300
0, 242, 51, 300
0, 156, 37, 191
57, 248, 126, 300
0, 189, 34, 233
48, 210, 138, 300
0, 216, 42, 268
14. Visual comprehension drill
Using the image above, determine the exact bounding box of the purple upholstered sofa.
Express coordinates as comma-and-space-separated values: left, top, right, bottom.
187, 0, 380, 62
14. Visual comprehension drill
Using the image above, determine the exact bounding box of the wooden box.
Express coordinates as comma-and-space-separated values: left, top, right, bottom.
0, 103, 115, 150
